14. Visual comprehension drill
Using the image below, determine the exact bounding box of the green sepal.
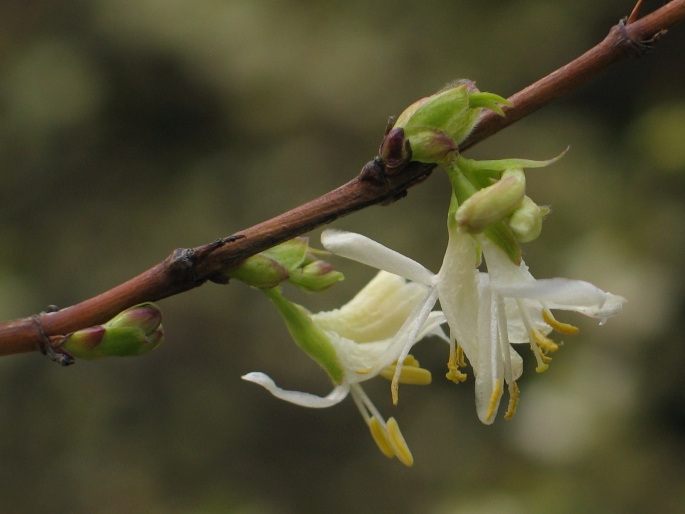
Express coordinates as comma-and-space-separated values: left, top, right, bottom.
264, 287, 345, 384
468, 92, 512, 116
457, 151, 567, 176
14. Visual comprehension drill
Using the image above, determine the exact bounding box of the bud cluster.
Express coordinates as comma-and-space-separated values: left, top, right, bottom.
227, 237, 344, 292
375, 80, 563, 262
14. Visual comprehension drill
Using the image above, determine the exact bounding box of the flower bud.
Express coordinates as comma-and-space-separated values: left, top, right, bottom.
228, 238, 344, 292
456, 168, 526, 234
261, 238, 309, 270
392, 80, 510, 164
508, 196, 547, 243
288, 260, 344, 292
60, 303, 164, 359
228, 254, 290, 289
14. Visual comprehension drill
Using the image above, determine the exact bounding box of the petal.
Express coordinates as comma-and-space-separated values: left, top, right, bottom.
346, 287, 439, 384
312, 271, 430, 342
242, 372, 350, 408
479, 236, 536, 287
436, 227, 481, 367
493, 277, 626, 318
321, 229, 435, 285
473, 285, 504, 424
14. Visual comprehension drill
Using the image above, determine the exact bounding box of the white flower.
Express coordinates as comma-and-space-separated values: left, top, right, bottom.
321, 224, 625, 424
242, 271, 447, 466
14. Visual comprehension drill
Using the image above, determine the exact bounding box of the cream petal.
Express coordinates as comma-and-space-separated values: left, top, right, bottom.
473, 285, 504, 424
351, 287, 440, 382
436, 227, 481, 368
312, 271, 431, 342
242, 372, 350, 408
492, 277, 625, 319
321, 229, 435, 285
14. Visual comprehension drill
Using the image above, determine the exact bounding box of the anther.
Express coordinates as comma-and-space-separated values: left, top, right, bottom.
386, 417, 414, 467
504, 381, 520, 420
368, 417, 395, 459
542, 309, 579, 335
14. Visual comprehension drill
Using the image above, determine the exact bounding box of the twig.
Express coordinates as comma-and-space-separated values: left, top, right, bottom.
0, 0, 683, 358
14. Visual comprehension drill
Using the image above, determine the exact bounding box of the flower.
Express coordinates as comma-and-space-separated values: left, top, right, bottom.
242, 271, 447, 466
321, 223, 625, 424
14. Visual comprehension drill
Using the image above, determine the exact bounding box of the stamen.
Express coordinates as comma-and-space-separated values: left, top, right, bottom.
485, 379, 504, 422
532, 328, 559, 353
457, 345, 466, 368
404, 355, 421, 367
368, 417, 395, 458
380, 365, 432, 385
542, 309, 580, 335
504, 381, 520, 420
515, 299, 548, 372
386, 417, 414, 467
446, 343, 467, 383
350, 384, 397, 460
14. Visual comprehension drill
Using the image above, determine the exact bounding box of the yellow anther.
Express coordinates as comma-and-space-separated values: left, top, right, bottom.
386, 417, 414, 467
504, 381, 520, 420
368, 417, 395, 459
532, 329, 559, 353
535, 362, 549, 372
446, 366, 467, 383
456, 345, 466, 368
542, 309, 579, 335
403, 354, 421, 368
380, 365, 432, 385
446, 344, 468, 383
485, 379, 504, 422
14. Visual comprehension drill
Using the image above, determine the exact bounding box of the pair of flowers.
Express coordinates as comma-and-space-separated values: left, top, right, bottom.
243, 220, 624, 466
240, 80, 625, 466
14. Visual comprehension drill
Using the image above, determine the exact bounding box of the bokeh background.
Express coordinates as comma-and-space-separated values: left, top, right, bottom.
1, 1, 684, 512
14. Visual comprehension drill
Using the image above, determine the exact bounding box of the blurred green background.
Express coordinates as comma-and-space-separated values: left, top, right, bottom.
1, 1, 684, 512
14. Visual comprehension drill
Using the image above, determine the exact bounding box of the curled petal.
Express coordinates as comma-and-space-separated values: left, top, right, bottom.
242, 372, 350, 408
321, 229, 434, 285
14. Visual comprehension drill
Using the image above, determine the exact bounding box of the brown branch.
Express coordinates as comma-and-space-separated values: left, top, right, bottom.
1, 0, 683, 358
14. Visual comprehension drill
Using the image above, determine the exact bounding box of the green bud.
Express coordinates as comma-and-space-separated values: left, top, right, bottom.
456, 168, 526, 234
508, 195, 546, 243
228, 238, 344, 292
263, 287, 344, 384
228, 254, 290, 289
391, 80, 510, 165
60, 303, 164, 360
261, 238, 309, 270
288, 260, 345, 292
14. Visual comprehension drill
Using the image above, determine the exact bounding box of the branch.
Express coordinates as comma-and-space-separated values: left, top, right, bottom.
1, 0, 684, 358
